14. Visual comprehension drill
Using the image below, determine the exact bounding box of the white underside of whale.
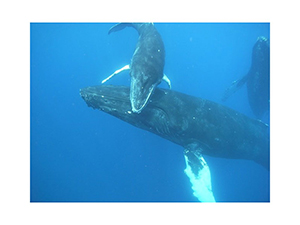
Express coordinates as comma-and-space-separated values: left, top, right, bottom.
184, 149, 216, 202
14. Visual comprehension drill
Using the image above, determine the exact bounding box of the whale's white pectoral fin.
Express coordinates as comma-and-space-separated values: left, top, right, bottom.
184, 149, 216, 202
101, 64, 130, 84
162, 74, 171, 89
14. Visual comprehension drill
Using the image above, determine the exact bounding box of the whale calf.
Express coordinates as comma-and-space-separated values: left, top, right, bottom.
80, 85, 269, 202
102, 23, 171, 113
222, 36, 270, 119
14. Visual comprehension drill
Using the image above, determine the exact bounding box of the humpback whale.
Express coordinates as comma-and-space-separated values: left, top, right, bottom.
222, 36, 270, 119
80, 85, 270, 202
102, 23, 171, 113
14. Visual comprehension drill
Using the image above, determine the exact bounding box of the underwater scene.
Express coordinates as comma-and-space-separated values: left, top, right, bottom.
30, 23, 270, 202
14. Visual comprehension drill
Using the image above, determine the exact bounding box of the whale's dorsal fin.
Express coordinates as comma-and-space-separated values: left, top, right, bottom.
184, 149, 215, 202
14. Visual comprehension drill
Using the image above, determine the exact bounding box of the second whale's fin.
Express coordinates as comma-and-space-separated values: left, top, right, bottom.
101, 64, 130, 84
222, 74, 249, 102
222, 74, 249, 101
184, 149, 215, 202
162, 74, 171, 89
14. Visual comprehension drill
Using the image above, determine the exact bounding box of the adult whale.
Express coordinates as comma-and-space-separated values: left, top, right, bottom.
222, 36, 270, 119
102, 23, 171, 113
80, 85, 270, 202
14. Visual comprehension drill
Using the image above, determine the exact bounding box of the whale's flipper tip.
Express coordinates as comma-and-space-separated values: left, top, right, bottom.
184, 149, 216, 202
163, 74, 171, 89
101, 64, 130, 84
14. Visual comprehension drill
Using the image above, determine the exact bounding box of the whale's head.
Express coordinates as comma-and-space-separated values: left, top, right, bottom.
80, 85, 132, 117
252, 36, 270, 63
129, 36, 165, 113
129, 74, 160, 114
80, 85, 177, 139
256, 36, 269, 47
80, 85, 154, 127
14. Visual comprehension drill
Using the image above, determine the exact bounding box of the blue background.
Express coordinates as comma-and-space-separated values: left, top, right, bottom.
30, 23, 270, 202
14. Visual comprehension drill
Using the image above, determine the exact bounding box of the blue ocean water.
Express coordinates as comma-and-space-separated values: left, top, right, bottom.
30, 23, 270, 202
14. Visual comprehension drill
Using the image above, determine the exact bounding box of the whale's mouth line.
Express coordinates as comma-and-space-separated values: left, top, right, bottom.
131, 84, 156, 113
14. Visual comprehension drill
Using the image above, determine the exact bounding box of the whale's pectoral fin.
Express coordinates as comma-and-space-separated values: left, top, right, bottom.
222, 74, 249, 101
162, 74, 171, 89
184, 149, 215, 202
101, 64, 130, 84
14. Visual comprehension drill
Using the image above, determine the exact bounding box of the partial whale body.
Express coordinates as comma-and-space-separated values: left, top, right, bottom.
80, 85, 270, 202
102, 23, 171, 113
222, 36, 270, 119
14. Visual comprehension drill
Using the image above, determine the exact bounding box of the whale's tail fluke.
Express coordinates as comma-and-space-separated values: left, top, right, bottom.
108, 23, 133, 35
108, 23, 153, 35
